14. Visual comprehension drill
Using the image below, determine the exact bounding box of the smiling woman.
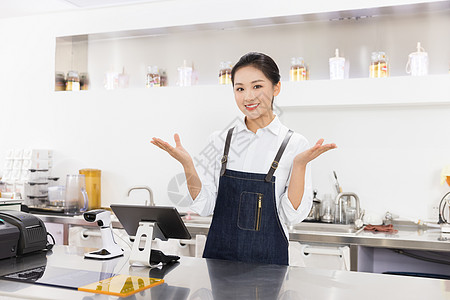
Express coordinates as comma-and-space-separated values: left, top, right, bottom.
232, 53, 281, 133
151, 52, 337, 265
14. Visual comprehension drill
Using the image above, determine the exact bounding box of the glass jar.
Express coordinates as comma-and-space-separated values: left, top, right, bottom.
290, 57, 307, 81
55, 72, 66, 91
66, 71, 80, 91
80, 73, 89, 90
320, 194, 334, 223
160, 69, 168, 86
370, 52, 389, 78
146, 66, 161, 88
219, 61, 232, 84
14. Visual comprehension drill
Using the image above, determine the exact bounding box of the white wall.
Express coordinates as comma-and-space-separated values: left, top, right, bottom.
0, 0, 449, 222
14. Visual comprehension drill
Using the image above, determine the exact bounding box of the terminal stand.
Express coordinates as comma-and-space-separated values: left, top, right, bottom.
129, 221, 166, 267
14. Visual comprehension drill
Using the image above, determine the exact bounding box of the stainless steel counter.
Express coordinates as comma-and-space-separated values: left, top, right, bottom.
0, 245, 448, 300
36, 214, 449, 252
185, 217, 450, 252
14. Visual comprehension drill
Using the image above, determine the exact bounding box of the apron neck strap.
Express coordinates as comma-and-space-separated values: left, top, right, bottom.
220, 127, 234, 176
264, 129, 294, 182
220, 127, 294, 181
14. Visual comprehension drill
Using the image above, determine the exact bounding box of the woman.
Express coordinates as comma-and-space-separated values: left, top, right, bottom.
152, 52, 336, 265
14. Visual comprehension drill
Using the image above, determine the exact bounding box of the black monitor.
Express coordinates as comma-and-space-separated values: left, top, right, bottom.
110, 204, 191, 240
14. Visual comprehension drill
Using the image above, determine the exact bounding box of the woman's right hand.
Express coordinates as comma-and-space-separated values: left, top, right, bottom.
151, 134, 192, 166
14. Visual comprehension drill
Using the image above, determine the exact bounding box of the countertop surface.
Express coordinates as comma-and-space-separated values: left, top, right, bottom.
0, 245, 449, 300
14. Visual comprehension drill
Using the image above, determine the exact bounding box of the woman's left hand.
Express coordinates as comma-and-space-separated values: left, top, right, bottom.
294, 139, 337, 165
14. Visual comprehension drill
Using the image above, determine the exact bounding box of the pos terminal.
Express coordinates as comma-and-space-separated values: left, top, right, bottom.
111, 204, 191, 267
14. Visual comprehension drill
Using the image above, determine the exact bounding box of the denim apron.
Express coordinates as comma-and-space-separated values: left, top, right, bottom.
203, 127, 294, 265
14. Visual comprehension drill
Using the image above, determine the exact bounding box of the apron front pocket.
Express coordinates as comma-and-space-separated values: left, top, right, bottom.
238, 192, 263, 231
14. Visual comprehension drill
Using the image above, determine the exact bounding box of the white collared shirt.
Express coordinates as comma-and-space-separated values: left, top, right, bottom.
189, 116, 313, 238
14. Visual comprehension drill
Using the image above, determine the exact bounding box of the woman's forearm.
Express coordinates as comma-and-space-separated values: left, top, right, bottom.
287, 161, 307, 210
182, 160, 202, 201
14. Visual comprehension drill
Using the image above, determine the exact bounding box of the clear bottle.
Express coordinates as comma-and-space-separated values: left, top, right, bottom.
329, 49, 345, 80
370, 52, 389, 78
290, 57, 307, 81
219, 61, 232, 84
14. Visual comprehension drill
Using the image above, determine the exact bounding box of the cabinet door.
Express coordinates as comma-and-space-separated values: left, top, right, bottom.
357, 246, 450, 279
44, 222, 64, 245
289, 241, 350, 270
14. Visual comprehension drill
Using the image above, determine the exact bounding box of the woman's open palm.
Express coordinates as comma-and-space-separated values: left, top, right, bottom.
151, 134, 192, 166
294, 139, 337, 165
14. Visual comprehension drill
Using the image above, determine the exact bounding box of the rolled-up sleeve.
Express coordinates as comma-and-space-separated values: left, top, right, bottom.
278, 136, 313, 226
278, 162, 313, 225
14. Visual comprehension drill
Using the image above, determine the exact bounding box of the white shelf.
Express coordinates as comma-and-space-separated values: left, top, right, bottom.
54, 75, 450, 109
277, 75, 450, 108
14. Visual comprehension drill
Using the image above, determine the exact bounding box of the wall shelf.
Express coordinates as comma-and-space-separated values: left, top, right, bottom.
54, 0, 450, 90
53, 75, 450, 110
277, 75, 450, 108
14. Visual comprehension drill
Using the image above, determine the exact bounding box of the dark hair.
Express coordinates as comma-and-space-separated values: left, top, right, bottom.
231, 52, 280, 86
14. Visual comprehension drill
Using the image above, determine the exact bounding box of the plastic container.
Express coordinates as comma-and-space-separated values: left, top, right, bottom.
64, 174, 88, 215
329, 49, 346, 80
79, 169, 101, 210
27, 169, 49, 182
406, 42, 428, 76
177, 60, 192, 86
48, 185, 65, 207
25, 182, 49, 197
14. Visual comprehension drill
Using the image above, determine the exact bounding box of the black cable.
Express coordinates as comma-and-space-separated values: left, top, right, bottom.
438, 191, 450, 224
393, 249, 450, 266
46, 232, 55, 250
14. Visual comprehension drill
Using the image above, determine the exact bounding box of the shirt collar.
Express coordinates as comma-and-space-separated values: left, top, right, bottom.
235, 115, 282, 136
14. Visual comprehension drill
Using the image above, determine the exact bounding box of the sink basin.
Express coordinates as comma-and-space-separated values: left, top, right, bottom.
183, 216, 212, 225
183, 216, 361, 234
290, 222, 360, 234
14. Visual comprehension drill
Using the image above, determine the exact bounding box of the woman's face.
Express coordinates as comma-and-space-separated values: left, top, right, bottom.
233, 66, 280, 123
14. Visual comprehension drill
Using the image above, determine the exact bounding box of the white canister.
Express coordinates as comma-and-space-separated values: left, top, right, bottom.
406, 42, 428, 76
329, 49, 346, 80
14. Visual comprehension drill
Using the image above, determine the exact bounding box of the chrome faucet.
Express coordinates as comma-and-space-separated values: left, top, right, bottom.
335, 192, 361, 224
127, 186, 155, 206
